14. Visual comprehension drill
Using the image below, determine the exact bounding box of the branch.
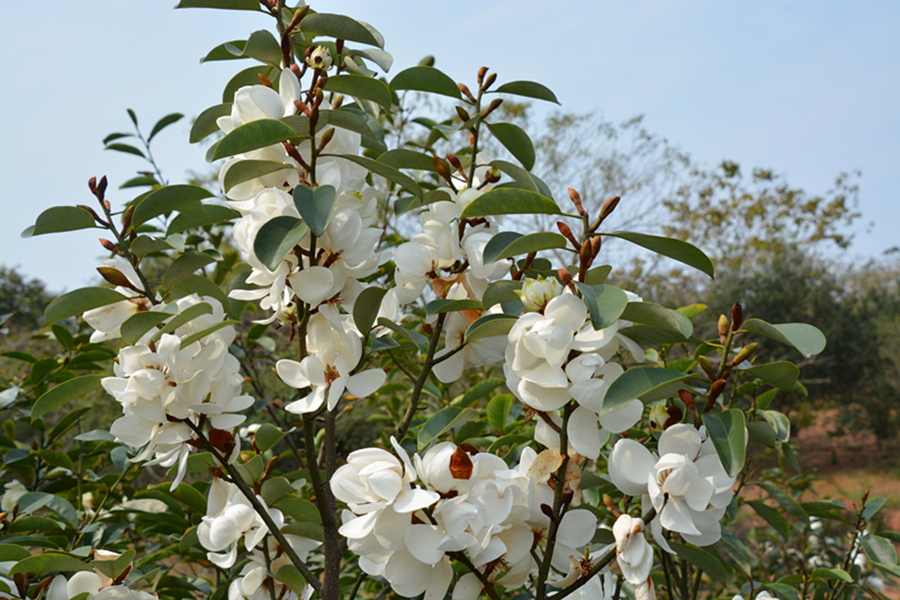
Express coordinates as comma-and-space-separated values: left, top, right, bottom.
395, 312, 447, 440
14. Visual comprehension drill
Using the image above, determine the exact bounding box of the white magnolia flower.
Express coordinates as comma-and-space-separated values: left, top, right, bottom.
227, 534, 319, 600
217, 68, 300, 134
614, 514, 653, 585
306, 46, 333, 71
276, 350, 385, 414
82, 257, 153, 343
1, 480, 27, 512
609, 424, 738, 549
516, 277, 563, 313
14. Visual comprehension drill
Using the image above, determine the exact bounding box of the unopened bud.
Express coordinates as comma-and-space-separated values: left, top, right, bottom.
121, 204, 135, 233
316, 128, 335, 153
287, 6, 309, 31
458, 82, 477, 103
705, 379, 727, 412
477, 66, 488, 85
561, 485, 574, 506
315, 88, 324, 104
728, 343, 759, 367
294, 99, 311, 117
485, 167, 501, 184
98, 176, 108, 196
309, 107, 318, 133
469, 133, 476, 147
540, 503, 556, 523
664, 405, 683, 429
434, 156, 453, 184
590, 235, 602, 257
718, 314, 730, 345
515, 276, 562, 312
556, 222, 578, 248
678, 389, 696, 410
100, 238, 119, 254
481, 98, 503, 119
455, 106, 471, 123
557, 268, 574, 289
598, 195, 620, 222
291, 63, 301, 78
731, 301, 744, 331
446, 153, 463, 173
482, 72, 497, 91
698, 355, 716, 379
257, 73, 274, 88
88, 176, 98, 195
567, 188, 585, 215
306, 46, 333, 71
331, 94, 344, 109
579, 240, 593, 274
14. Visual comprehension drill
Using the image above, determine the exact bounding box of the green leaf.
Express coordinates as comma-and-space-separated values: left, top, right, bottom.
9, 553, 92, 575
574, 283, 629, 331
105, 143, 145, 158
603, 367, 696, 414
235, 30, 281, 66
132, 236, 171, 258
701, 409, 747, 477
353, 287, 388, 341
741, 362, 800, 393
393, 189, 453, 215
749, 500, 791, 540
175, 0, 260, 9
743, 319, 827, 358
223, 160, 295, 193
156, 483, 207, 514
212, 119, 297, 161
389, 66, 461, 99
253, 216, 309, 271
328, 153, 423, 198
487, 394, 513, 433
747, 421, 777, 448
22, 206, 96, 238
179, 320, 239, 349
119, 176, 158, 189
418, 406, 479, 450
45, 287, 129, 325
166, 204, 239, 236
758, 409, 791, 443
201, 40, 246, 62
617, 326, 694, 346
620, 302, 691, 337
489, 159, 553, 197
149, 113, 184, 141
487, 434, 531, 454
492, 80, 560, 104
190, 103, 232, 143
605, 231, 715, 279
482, 231, 567, 265
461, 188, 560, 218
452, 378, 506, 408
17, 491, 78, 525
133, 185, 214, 227
223, 66, 279, 102
426, 299, 483, 315
482, 280, 522, 310
300, 13, 383, 48
151, 303, 213, 343
275, 497, 320, 523
585, 265, 612, 285
254, 423, 285, 453
486, 122, 535, 170
92, 549, 136, 581
161, 252, 217, 291
292, 185, 337, 237
323, 75, 392, 111
0, 544, 30, 562
464, 314, 517, 343
119, 310, 170, 345
669, 541, 732, 586
378, 148, 438, 172
862, 497, 889, 521
861, 535, 897, 567
322, 109, 383, 144
810, 568, 852, 583
758, 481, 808, 523
274, 563, 308, 596
172, 274, 230, 313
32, 449, 74, 471
376, 318, 428, 353
261, 478, 294, 505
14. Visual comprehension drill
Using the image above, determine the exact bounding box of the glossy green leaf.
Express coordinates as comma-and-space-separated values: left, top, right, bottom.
489, 160, 553, 198
22, 206, 96, 238
702, 409, 747, 477
175, 0, 260, 9
223, 160, 295, 193
426, 299, 483, 315
44, 288, 128, 325
119, 176, 158, 189
105, 143, 144, 158
461, 188, 561, 218
149, 113, 184, 141
321, 109, 382, 143
92, 549, 136, 581
617, 326, 693, 346
353, 287, 388, 340
758, 409, 791, 443
376, 318, 428, 353
861, 535, 897, 567
464, 313, 517, 343
166, 204, 239, 236
0, 545, 30, 562
253, 216, 309, 271
120, 310, 173, 345
9, 553, 91, 575
487, 394, 512, 433
747, 421, 777, 448
323, 75, 392, 111
492, 80, 560, 104
33, 449, 74, 471
742, 362, 799, 393
393, 189, 452, 215
223, 66, 279, 102
486, 122, 535, 170
133, 184, 214, 226
172, 274, 230, 312
482, 231, 567, 265
329, 153, 423, 198
179, 320, 238, 349
669, 541, 732, 586
605, 231, 715, 279
300, 13, 383, 48
234, 30, 281, 66
212, 119, 297, 161
200, 40, 246, 63
274, 564, 307, 596
151, 303, 213, 343
161, 252, 217, 291
620, 302, 691, 337
418, 406, 479, 450
31, 375, 103, 420
17, 491, 78, 525
190, 103, 232, 143
574, 283, 629, 331
810, 568, 852, 583
452, 378, 506, 408
378, 148, 438, 172
482, 280, 522, 310
389, 66, 461, 99
749, 500, 791, 540
758, 481, 808, 522
603, 367, 696, 414
862, 497, 889, 521
292, 185, 337, 237
743, 319, 827, 358
254, 423, 285, 453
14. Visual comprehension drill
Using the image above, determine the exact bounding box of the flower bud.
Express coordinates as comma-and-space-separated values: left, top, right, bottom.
514, 276, 562, 312
88, 176, 98, 196
482, 72, 497, 91
705, 379, 727, 412
477, 66, 488, 85
698, 355, 716, 379
434, 156, 454, 185
331, 94, 344, 109
455, 106, 471, 123
77, 204, 103, 224
591, 235, 602, 257
316, 128, 335, 153
731, 301, 743, 331
97, 267, 134, 289
556, 221, 578, 248
678, 389, 695, 411
306, 46, 333, 71
558, 268, 574, 289
287, 6, 309, 31
598, 195, 620, 222
121, 204, 135, 233
649, 403, 669, 428
718, 314, 730, 344
485, 166, 501, 184
446, 153, 463, 173
579, 239, 593, 274
257, 72, 274, 88
728, 342, 759, 367
481, 98, 503, 119
99, 238, 120, 254
458, 82, 477, 103
567, 187, 585, 215
98, 175, 108, 196
664, 405, 683, 429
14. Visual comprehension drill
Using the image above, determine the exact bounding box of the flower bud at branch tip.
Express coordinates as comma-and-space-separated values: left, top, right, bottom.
481, 98, 503, 119
698, 355, 716, 379
556, 222, 578, 248
598, 195, 620, 222
567, 188, 586, 216
257, 73, 274, 88
591, 235, 602, 258
728, 343, 758, 367
100, 238, 119, 254
458, 82, 477, 103
706, 379, 727, 412
477, 66, 488, 85
121, 204, 134, 234
482, 72, 497, 91
731, 301, 743, 331
718, 314, 730, 345
455, 106, 471, 123
316, 128, 335, 153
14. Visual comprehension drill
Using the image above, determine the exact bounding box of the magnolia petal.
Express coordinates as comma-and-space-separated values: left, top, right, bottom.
339, 510, 379, 539
567, 406, 601, 460
557, 508, 597, 548
290, 266, 336, 306
405, 524, 448, 565
598, 398, 643, 433
608, 439, 654, 496
394, 488, 440, 513
66, 571, 102, 598
452, 572, 483, 600
658, 424, 701, 458
346, 369, 386, 399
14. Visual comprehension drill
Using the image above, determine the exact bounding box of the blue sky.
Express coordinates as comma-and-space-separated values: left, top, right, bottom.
1, 1, 897, 292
